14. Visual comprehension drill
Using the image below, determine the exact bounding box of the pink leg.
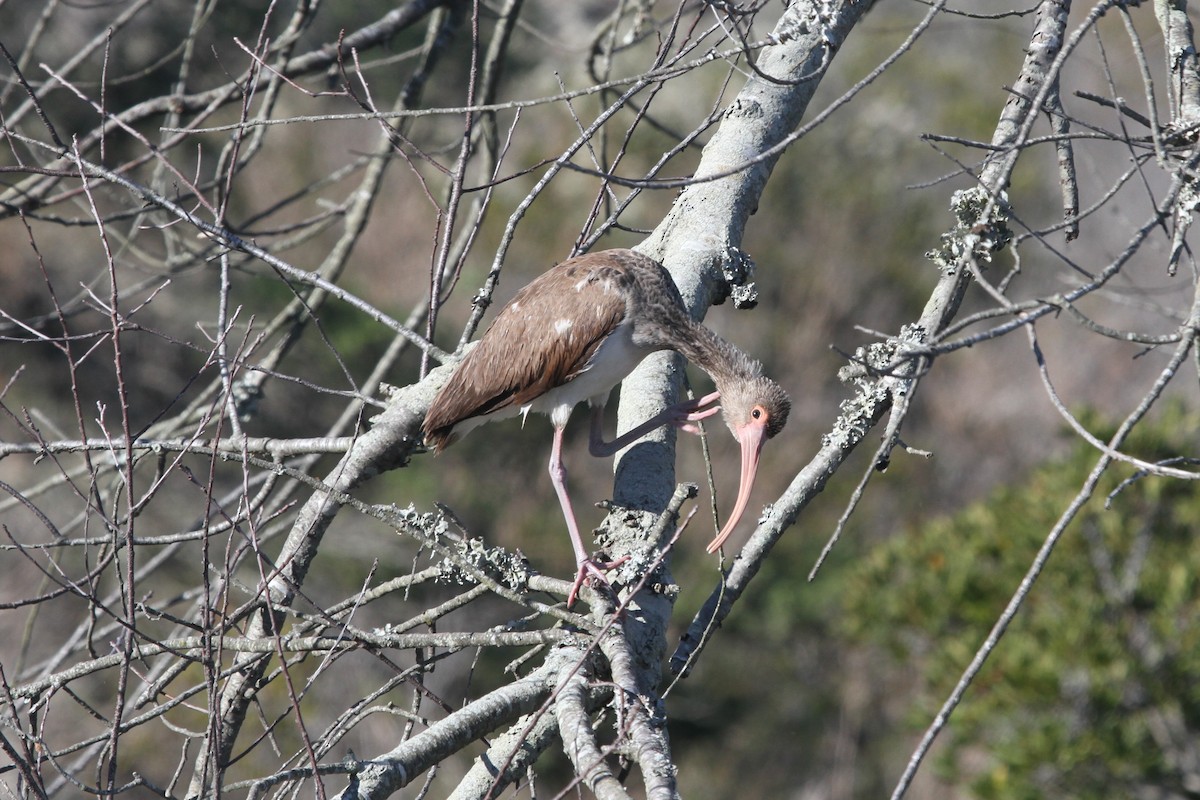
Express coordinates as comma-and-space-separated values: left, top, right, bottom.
548, 424, 624, 607
589, 390, 722, 458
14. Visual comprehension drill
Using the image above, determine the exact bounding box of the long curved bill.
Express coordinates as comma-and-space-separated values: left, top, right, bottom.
705, 423, 767, 553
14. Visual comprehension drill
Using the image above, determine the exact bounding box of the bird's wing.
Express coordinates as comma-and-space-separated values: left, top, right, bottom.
423, 255, 632, 447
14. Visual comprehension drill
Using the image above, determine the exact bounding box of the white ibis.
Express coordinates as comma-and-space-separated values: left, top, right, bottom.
423, 249, 790, 605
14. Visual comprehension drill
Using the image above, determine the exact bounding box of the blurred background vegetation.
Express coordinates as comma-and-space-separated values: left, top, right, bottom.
845, 405, 1200, 800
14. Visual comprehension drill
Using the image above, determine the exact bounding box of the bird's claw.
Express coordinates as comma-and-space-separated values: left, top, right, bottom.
667, 391, 721, 435
566, 554, 631, 608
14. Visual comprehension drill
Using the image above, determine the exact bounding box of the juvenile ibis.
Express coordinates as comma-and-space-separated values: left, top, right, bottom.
422, 249, 790, 604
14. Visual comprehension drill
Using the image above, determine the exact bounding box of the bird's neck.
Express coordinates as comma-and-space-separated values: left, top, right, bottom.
675, 320, 763, 390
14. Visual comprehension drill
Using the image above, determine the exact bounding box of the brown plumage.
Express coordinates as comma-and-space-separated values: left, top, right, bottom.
424, 249, 790, 605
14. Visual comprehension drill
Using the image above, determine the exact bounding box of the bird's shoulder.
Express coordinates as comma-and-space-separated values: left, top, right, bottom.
484, 252, 636, 352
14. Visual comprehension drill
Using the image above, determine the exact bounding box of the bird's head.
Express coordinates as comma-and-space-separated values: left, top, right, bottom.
709, 375, 791, 553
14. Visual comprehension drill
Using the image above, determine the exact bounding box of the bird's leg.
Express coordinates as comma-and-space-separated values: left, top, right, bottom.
548, 424, 625, 607
588, 391, 722, 458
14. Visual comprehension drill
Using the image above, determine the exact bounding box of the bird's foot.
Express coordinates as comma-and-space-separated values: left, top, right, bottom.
668, 391, 721, 435
566, 554, 631, 608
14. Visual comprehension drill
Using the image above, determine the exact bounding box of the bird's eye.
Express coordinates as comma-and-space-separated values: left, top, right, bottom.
751, 406, 765, 420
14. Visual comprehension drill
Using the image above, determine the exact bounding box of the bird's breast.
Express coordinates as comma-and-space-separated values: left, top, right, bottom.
526, 319, 648, 427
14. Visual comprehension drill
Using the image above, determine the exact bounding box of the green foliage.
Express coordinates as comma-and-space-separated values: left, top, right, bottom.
843, 405, 1200, 799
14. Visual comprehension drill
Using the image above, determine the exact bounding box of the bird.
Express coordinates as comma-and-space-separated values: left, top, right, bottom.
422, 248, 790, 606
